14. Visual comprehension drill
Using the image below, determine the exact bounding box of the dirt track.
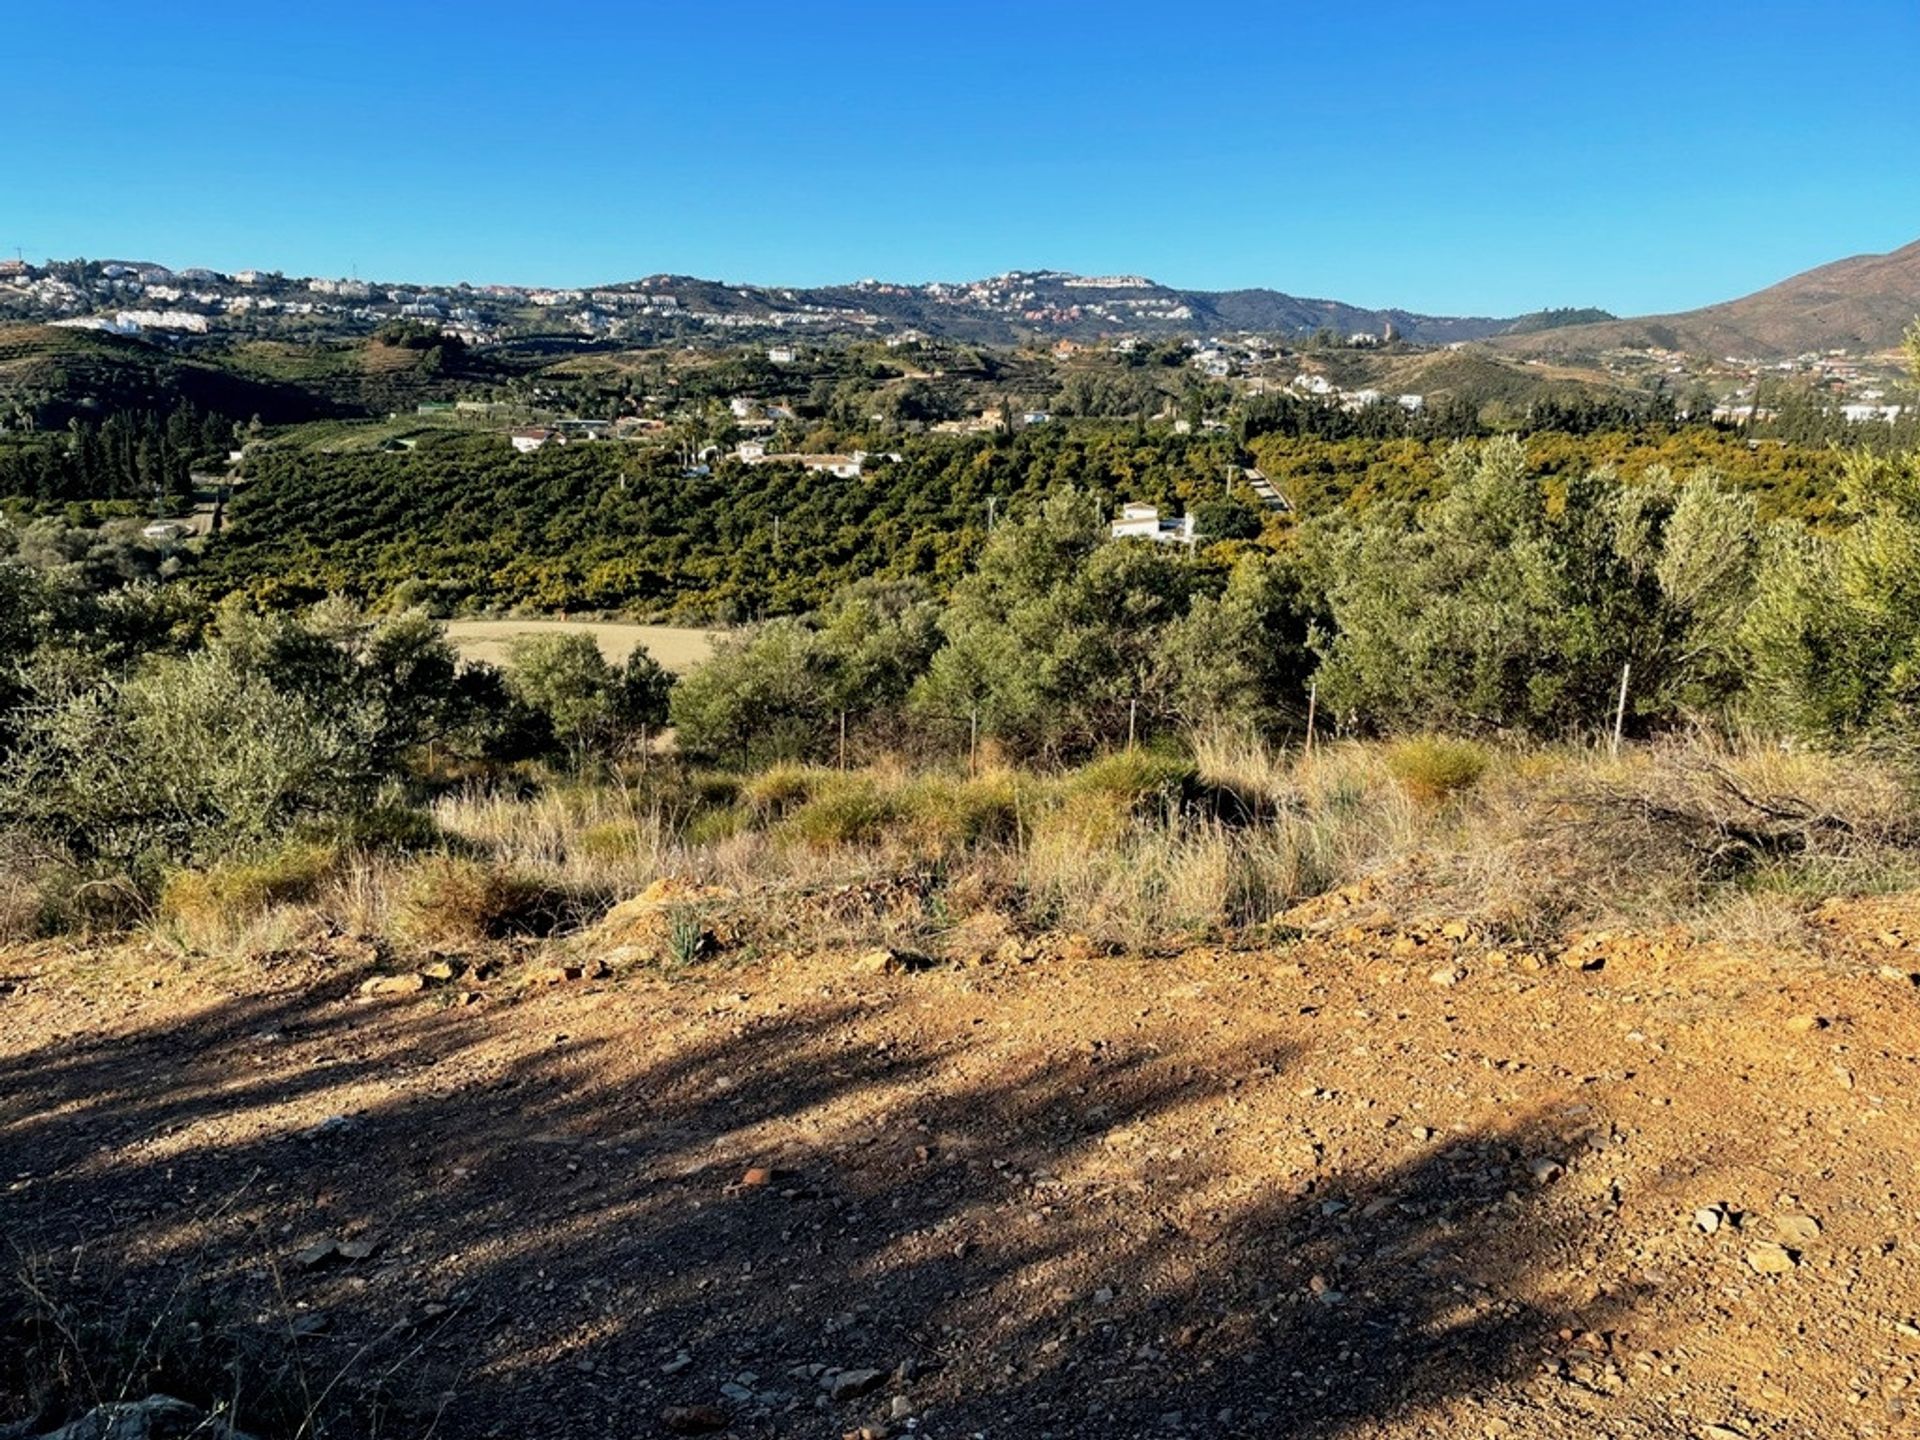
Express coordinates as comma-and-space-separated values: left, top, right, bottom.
4, 903, 1920, 1438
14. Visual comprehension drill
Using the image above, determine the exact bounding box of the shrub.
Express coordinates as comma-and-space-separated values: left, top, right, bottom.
1316, 438, 1760, 736
685, 803, 750, 846
576, 820, 645, 862
740, 763, 816, 819
0, 650, 378, 887
1742, 450, 1920, 741
1385, 736, 1490, 804
897, 773, 1024, 854
392, 855, 568, 945
159, 843, 341, 945
784, 777, 902, 851
1066, 750, 1198, 811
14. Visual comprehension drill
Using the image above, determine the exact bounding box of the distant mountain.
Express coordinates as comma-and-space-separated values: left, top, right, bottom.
1496, 238, 1920, 360
606, 270, 1513, 345
1, 261, 1518, 347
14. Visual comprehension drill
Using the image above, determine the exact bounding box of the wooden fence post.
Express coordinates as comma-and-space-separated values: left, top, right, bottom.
1611, 662, 1631, 758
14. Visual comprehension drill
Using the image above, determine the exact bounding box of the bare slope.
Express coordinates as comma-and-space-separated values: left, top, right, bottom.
1499, 236, 1920, 360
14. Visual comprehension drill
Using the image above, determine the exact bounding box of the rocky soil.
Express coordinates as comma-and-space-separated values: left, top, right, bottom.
4, 895, 1919, 1439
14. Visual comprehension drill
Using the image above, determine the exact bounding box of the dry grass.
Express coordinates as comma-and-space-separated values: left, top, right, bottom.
21, 733, 1914, 969
157, 844, 341, 952
443, 620, 722, 673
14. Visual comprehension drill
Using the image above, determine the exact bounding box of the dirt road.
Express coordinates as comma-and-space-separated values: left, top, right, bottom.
3, 906, 1918, 1438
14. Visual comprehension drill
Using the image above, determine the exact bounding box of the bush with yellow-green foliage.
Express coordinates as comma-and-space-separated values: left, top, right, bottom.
782, 775, 904, 851
1385, 736, 1490, 805
159, 843, 342, 949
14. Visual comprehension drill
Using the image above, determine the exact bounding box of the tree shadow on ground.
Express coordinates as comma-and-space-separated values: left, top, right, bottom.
0, 966, 1632, 1439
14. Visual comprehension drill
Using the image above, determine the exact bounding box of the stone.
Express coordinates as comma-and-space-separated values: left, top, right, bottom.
1428, 964, 1466, 988
293, 1241, 340, 1269
826, 1367, 887, 1401
1694, 1206, 1723, 1235
297, 1116, 356, 1142
1784, 1014, 1826, 1034
358, 972, 426, 998
660, 1405, 730, 1435
36, 1394, 258, 1440
889, 1396, 913, 1420
740, 1166, 773, 1187
1745, 1241, 1797, 1274
856, 947, 933, 975
1527, 1157, 1566, 1186
524, 963, 586, 986
1774, 1213, 1821, 1245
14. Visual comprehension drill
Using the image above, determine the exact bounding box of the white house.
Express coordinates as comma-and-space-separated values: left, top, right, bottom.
1110, 502, 1195, 545
510, 427, 558, 453
1842, 403, 1902, 424
741, 451, 865, 478
767, 345, 796, 364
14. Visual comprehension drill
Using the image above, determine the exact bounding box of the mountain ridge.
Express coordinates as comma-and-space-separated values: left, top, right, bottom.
1495, 238, 1920, 360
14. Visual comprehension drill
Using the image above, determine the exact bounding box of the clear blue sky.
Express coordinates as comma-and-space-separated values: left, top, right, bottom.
7, 0, 1917, 317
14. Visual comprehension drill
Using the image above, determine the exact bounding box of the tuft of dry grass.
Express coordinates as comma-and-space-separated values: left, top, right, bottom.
158, 844, 341, 952
1385, 735, 1490, 806
390, 855, 574, 947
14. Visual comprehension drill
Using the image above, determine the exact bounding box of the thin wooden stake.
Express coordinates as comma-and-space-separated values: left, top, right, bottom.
968, 707, 979, 779
838, 710, 847, 771
1305, 680, 1318, 759
1127, 698, 1138, 751
1611, 662, 1631, 758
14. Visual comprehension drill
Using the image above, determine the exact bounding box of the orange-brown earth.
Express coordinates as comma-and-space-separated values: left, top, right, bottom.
4, 896, 1920, 1439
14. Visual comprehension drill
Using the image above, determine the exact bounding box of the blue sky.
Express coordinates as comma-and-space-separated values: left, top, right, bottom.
6, 0, 1917, 316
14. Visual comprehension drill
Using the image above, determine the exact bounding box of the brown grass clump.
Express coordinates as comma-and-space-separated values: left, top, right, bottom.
1412, 737, 1920, 945
391, 855, 574, 946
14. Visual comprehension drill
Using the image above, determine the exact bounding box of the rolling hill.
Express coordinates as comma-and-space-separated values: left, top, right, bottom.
1497, 237, 1920, 360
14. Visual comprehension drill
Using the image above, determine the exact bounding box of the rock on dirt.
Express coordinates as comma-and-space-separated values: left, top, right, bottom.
659, 1404, 729, 1435
31, 1395, 256, 1440
855, 948, 935, 975
825, 1367, 888, 1401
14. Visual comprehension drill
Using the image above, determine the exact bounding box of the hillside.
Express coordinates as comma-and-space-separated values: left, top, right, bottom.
1498, 237, 1920, 360
4, 261, 1519, 348
0, 325, 335, 428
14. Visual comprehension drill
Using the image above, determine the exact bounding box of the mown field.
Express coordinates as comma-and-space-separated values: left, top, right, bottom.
443, 618, 722, 672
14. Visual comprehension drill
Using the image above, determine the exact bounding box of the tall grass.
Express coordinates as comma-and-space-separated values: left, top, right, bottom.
15, 733, 1913, 963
